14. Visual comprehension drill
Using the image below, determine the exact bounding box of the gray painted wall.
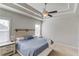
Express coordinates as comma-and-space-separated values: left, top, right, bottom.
42, 13, 79, 48
0, 8, 42, 40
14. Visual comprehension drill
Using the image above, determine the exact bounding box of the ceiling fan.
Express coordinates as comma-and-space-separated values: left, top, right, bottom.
42, 3, 58, 17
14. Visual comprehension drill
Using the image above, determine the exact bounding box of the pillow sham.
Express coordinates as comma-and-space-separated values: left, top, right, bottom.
24, 35, 34, 40
16, 37, 24, 41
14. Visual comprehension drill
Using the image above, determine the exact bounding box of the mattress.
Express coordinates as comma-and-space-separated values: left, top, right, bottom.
16, 37, 48, 56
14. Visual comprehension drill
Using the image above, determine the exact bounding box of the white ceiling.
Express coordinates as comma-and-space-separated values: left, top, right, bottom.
28, 3, 79, 17
0, 3, 42, 20
27, 3, 69, 13
0, 3, 79, 21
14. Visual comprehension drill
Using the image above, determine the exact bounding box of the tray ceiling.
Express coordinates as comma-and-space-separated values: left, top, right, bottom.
0, 3, 79, 20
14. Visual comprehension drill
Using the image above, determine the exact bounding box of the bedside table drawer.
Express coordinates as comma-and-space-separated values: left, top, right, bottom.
1, 45, 12, 55
1, 44, 15, 55
0, 42, 15, 56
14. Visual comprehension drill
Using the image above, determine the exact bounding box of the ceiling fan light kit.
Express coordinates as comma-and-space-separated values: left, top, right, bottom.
43, 9, 48, 17
42, 3, 58, 18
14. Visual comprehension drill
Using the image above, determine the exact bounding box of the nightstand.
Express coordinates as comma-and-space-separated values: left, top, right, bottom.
48, 40, 54, 50
0, 42, 15, 56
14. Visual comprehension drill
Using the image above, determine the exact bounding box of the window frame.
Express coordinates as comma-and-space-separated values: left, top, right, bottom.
35, 24, 41, 37
0, 17, 11, 43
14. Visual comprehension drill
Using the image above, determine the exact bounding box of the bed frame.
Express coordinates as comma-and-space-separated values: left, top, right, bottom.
15, 29, 53, 56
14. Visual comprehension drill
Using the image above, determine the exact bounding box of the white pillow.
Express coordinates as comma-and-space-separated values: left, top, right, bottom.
16, 37, 24, 41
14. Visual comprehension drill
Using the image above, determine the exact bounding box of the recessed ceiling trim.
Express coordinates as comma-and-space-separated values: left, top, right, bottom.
26, 3, 42, 14
56, 3, 70, 13
73, 3, 78, 13
0, 4, 42, 21
13, 3, 42, 17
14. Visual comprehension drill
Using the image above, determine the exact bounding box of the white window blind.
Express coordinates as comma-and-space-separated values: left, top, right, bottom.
0, 19, 10, 43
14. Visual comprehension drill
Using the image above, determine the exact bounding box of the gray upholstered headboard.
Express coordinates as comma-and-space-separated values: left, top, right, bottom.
15, 29, 35, 38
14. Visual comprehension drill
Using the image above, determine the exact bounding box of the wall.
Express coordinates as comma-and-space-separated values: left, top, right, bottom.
42, 13, 79, 48
0, 8, 42, 40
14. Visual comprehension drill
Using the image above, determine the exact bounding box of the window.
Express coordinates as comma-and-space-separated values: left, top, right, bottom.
0, 19, 10, 43
35, 24, 40, 37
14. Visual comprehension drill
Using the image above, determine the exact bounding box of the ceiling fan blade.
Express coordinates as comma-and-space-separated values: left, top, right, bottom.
48, 14, 53, 17
48, 10, 57, 13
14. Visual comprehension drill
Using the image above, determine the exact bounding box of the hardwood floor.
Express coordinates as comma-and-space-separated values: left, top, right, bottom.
48, 43, 79, 56
48, 50, 65, 56
12, 53, 20, 56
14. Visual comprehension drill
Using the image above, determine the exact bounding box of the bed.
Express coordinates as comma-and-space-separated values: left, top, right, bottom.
15, 29, 53, 56
16, 37, 49, 56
